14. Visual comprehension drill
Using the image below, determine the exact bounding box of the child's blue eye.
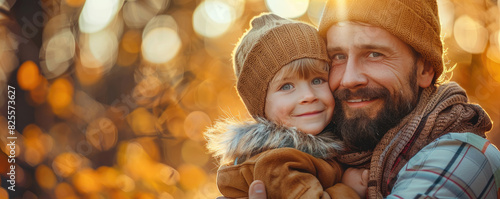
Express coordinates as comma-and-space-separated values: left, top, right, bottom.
280, 84, 293, 90
312, 78, 323, 85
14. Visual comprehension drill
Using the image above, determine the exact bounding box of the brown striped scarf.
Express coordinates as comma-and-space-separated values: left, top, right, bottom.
336, 82, 492, 198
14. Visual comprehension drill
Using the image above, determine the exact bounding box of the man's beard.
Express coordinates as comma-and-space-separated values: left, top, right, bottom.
332, 71, 418, 152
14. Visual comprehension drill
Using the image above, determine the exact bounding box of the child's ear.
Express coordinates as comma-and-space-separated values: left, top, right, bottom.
361, 169, 369, 186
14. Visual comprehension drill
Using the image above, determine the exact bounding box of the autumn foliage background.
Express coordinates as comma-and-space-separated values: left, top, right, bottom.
0, 0, 500, 198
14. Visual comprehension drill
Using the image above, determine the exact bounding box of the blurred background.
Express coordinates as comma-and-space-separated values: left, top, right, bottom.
0, 0, 499, 198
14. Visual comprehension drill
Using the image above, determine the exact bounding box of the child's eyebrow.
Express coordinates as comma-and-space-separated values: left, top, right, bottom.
271, 76, 292, 84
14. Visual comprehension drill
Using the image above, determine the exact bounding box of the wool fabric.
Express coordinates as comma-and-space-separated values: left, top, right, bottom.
318, 0, 444, 82
233, 13, 330, 118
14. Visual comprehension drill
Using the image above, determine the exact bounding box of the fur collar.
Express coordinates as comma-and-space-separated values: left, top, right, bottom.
205, 118, 344, 165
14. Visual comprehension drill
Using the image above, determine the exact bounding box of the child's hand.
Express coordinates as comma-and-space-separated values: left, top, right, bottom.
342, 168, 369, 198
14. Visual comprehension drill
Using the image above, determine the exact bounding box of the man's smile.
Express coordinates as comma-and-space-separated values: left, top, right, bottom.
345, 98, 378, 108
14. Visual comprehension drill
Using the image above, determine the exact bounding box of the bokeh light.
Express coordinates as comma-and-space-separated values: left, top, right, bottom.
307, 0, 327, 26
184, 111, 211, 142
122, 0, 169, 29
72, 168, 102, 194
23, 124, 53, 166
266, 0, 309, 19
29, 76, 48, 105
79, 30, 119, 72
54, 182, 78, 199
79, 0, 124, 33
178, 164, 207, 191
121, 29, 142, 54
181, 140, 209, 166
437, 0, 455, 38
3, 1, 500, 199
142, 27, 181, 64
52, 152, 83, 178
0, 188, 7, 199
17, 60, 42, 91
85, 117, 118, 151
127, 107, 157, 135
454, 15, 489, 54
47, 78, 73, 110
193, 0, 236, 38
40, 29, 76, 79
65, 0, 85, 7
35, 165, 57, 189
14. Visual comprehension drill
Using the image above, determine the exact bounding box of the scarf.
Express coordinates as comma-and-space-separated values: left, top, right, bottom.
336, 82, 492, 198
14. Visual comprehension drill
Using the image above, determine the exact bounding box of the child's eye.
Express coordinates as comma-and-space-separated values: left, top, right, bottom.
280, 83, 294, 91
311, 78, 324, 85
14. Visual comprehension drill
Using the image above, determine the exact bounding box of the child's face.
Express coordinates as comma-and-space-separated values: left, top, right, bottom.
264, 65, 334, 135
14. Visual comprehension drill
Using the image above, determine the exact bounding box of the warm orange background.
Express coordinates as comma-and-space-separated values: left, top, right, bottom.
0, 0, 499, 198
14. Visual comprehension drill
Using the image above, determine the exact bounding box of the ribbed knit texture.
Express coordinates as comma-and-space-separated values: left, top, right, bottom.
233, 13, 330, 118
336, 82, 492, 198
318, 0, 444, 82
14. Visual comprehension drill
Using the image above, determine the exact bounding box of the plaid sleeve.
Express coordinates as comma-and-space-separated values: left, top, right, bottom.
387, 133, 500, 199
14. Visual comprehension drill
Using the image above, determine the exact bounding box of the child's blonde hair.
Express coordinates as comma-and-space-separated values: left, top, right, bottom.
271, 58, 330, 84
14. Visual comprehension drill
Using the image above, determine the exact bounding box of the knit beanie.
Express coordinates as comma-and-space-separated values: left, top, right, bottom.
233, 13, 330, 119
318, 0, 444, 82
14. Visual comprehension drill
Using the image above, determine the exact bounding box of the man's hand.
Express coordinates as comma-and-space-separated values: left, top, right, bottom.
342, 168, 369, 198
216, 180, 267, 199
248, 180, 266, 199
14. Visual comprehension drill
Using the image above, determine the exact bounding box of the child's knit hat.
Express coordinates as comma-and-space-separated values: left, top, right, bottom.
318, 0, 444, 82
233, 13, 330, 119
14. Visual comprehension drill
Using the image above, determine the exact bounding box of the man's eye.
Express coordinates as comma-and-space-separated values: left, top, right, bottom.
312, 78, 323, 85
280, 84, 293, 90
333, 54, 346, 60
368, 52, 382, 58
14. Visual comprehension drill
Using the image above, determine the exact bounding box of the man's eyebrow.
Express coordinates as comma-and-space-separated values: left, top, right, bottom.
326, 44, 396, 55
359, 44, 395, 53
326, 46, 343, 52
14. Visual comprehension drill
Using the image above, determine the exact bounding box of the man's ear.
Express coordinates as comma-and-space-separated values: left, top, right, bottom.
417, 58, 435, 88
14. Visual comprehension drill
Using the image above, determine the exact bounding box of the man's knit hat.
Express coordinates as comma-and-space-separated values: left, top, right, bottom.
318, 0, 444, 82
233, 13, 330, 119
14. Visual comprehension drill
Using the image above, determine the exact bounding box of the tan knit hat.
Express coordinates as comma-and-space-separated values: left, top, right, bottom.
233, 13, 330, 119
318, 0, 444, 82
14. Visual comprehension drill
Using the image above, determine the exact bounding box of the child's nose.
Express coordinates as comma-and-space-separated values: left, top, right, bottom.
300, 86, 318, 104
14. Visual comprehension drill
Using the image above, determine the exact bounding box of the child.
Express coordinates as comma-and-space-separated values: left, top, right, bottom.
205, 13, 367, 199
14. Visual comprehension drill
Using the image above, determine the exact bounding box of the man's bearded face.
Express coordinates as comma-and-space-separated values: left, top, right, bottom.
332, 69, 418, 151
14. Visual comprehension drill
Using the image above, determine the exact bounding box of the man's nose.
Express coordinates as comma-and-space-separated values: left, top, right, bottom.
340, 59, 368, 89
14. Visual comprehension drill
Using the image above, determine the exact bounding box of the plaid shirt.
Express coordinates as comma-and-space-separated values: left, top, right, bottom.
388, 133, 500, 199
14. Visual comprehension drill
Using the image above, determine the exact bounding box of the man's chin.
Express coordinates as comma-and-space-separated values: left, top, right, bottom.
335, 116, 381, 151
342, 102, 384, 120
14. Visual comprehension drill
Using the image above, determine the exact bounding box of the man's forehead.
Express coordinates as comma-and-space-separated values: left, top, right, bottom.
330, 21, 381, 33
326, 23, 380, 42
325, 22, 403, 51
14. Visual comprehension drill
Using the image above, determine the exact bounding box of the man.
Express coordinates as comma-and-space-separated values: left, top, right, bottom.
246, 0, 500, 198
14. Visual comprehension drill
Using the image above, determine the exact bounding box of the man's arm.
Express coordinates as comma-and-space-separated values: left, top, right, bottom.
387, 133, 499, 199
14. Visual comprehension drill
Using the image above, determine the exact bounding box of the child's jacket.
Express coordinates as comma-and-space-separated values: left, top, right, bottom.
205, 119, 360, 199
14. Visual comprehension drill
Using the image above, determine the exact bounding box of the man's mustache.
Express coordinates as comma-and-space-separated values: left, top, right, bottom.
333, 87, 390, 101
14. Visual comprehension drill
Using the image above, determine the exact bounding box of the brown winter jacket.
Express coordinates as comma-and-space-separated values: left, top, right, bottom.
205, 119, 360, 199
